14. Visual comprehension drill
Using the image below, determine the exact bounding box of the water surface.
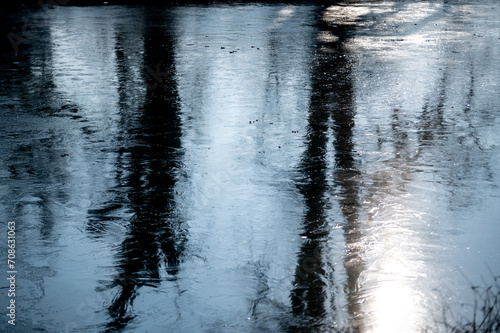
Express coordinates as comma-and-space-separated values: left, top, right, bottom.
1, 2, 499, 332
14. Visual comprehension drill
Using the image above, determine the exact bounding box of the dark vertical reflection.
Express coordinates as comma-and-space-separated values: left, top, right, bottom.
327, 41, 364, 333
290, 6, 361, 332
1, 13, 73, 240
93, 9, 185, 331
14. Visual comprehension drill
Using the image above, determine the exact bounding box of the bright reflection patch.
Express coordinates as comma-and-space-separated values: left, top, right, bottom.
370, 267, 420, 332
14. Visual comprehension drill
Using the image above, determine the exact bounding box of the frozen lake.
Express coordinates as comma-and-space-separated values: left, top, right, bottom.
1, 1, 499, 332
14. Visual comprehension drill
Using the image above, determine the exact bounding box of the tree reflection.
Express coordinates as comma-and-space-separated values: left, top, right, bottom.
2, 20, 75, 240
290, 8, 361, 332
85, 9, 186, 331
